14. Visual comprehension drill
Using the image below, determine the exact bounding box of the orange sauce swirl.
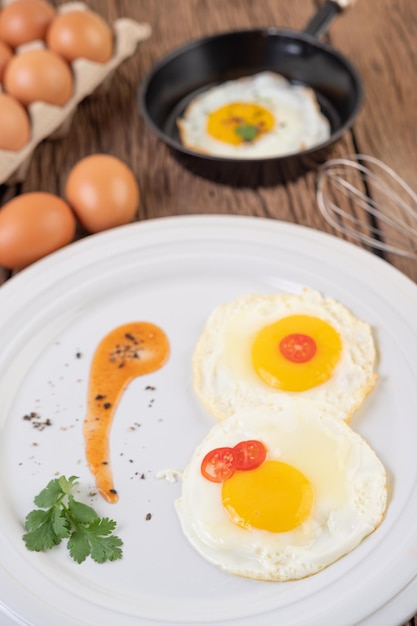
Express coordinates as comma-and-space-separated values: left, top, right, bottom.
83, 322, 170, 503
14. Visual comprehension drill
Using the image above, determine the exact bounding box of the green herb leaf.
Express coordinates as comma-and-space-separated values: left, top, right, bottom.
68, 528, 91, 564
87, 517, 117, 536
58, 475, 79, 496
23, 509, 61, 552
24, 508, 50, 532
22, 475, 123, 564
33, 478, 64, 509
235, 124, 259, 142
90, 534, 123, 564
52, 507, 71, 539
68, 497, 99, 525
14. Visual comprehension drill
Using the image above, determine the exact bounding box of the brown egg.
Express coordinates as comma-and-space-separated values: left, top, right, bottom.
3, 48, 73, 106
46, 9, 114, 64
0, 192, 76, 269
0, 0, 55, 49
0, 40, 13, 82
65, 154, 140, 233
0, 92, 31, 151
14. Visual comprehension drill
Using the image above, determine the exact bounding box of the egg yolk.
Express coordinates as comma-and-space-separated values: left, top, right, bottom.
207, 102, 275, 145
252, 314, 342, 392
222, 460, 313, 532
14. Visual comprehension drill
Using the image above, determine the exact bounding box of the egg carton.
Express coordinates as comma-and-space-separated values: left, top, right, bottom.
0, 1, 151, 185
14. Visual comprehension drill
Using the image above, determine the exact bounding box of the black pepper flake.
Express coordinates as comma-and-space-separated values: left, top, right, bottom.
109, 342, 143, 367
23, 411, 40, 421
23, 412, 52, 431
95, 394, 106, 400
109, 489, 117, 495
145, 513, 152, 521
145, 385, 156, 391
103, 402, 112, 409
75, 352, 83, 359
102, 461, 108, 465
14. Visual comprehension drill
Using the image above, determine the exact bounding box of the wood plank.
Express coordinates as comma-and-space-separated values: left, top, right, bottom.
327, 0, 417, 280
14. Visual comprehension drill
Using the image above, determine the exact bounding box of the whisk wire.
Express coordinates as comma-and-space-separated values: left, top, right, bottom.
321, 196, 416, 255
327, 173, 417, 240
317, 155, 417, 259
325, 162, 417, 230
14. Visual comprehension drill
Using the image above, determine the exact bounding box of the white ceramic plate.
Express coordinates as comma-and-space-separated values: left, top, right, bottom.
1, 215, 417, 626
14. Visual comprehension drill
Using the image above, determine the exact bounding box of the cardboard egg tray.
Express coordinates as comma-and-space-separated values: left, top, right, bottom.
0, 2, 151, 185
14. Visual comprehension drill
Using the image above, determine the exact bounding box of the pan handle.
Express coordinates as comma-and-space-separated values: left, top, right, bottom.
303, 0, 357, 38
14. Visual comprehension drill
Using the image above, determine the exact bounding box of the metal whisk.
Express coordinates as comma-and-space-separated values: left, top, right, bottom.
316, 154, 417, 258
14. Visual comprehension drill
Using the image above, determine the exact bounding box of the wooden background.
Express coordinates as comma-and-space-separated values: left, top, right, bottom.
1, 0, 417, 624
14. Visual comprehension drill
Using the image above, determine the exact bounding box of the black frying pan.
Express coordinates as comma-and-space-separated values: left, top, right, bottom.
139, 0, 362, 187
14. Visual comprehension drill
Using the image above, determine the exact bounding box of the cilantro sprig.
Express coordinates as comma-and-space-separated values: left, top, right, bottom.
22, 475, 123, 564
235, 123, 260, 142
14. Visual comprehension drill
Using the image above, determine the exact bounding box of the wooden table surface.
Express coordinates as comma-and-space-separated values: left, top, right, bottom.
1, 0, 417, 624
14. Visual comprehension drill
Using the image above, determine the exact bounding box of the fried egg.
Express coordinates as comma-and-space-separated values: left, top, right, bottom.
177, 71, 330, 158
192, 289, 377, 421
175, 406, 387, 581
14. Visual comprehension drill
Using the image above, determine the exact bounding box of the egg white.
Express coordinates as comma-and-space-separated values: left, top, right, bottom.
175, 405, 387, 581
192, 289, 377, 422
177, 71, 330, 158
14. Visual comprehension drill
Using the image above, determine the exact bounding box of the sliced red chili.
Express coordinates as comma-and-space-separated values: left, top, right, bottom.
279, 333, 317, 363
201, 447, 237, 483
233, 440, 267, 471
